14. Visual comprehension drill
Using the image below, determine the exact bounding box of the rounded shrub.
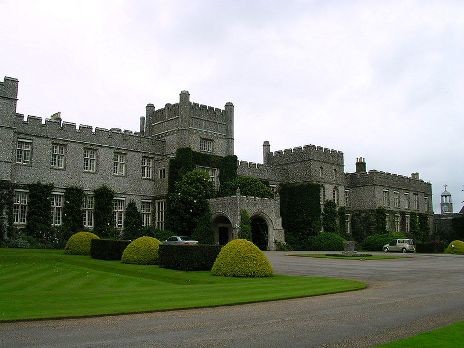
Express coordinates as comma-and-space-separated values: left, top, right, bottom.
122, 236, 160, 265
445, 240, 464, 255
311, 232, 345, 251
64, 231, 100, 255
211, 239, 273, 277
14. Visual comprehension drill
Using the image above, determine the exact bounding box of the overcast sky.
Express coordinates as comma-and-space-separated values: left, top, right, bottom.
1, 0, 463, 213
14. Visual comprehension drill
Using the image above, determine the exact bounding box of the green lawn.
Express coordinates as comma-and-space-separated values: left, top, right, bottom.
288, 253, 402, 260
0, 248, 366, 321
377, 321, 464, 347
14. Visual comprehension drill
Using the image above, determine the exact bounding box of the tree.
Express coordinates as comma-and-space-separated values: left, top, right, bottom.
25, 182, 53, 241
123, 201, 142, 240
63, 186, 84, 234
221, 176, 273, 198
192, 206, 214, 244
94, 185, 115, 238
322, 200, 338, 233
167, 169, 214, 235
239, 209, 252, 240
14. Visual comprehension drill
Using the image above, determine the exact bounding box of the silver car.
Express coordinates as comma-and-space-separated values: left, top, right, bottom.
163, 236, 199, 245
383, 239, 415, 253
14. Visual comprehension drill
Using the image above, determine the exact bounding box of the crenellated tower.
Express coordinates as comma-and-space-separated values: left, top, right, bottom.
143, 91, 234, 156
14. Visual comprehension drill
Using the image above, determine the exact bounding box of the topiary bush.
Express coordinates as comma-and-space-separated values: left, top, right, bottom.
121, 236, 160, 265
445, 240, 464, 255
64, 231, 100, 255
212, 239, 273, 277
310, 232, 345, 251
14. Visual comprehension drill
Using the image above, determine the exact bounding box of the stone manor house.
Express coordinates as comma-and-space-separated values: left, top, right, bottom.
0, 76, 433, 249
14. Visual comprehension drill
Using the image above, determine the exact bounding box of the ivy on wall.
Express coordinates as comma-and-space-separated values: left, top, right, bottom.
221, 176, 273, 198
0, 180, 15, 240
63, 186, 84, 235
167, 147, 238, 198
93, 185, 115, 238
337, 206, 347, 237
25, 182, 54, 241
279, 182, 321, 250
166, 147, 238, 233
349, 208, 387, 242
322, 200, 338, 233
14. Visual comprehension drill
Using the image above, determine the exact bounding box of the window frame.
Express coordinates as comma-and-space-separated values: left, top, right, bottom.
113, 152, 126, 176
141, 157, 153, 179
51, 192, 64, 226
50, 143, 66, 169
16, 139, 32, 165
82, 194, 95, 229
155, 199, 166, 230
113, 198, 125, 229
199, 138, 213, 153
141, 200, 152, 227
13, 190, 28, 225
83, 148, 97, 173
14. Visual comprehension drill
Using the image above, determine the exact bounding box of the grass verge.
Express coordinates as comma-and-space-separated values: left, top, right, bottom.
377, 321, 464, 347
288, 253, 402, 260
0, 248, 366, 321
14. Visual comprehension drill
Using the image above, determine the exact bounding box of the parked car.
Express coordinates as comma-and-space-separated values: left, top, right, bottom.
163, 236, 199, 245
383, 239, 415, 253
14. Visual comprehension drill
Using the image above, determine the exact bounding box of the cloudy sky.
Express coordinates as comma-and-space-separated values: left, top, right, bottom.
1, 0, 463, 212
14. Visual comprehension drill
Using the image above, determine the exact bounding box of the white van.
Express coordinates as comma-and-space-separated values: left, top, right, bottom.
383, 239, 415, 253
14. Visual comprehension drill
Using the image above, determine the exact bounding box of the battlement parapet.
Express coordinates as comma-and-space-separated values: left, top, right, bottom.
237, 160, 281, 182
346, 169, 432, 192
0, 76, 18, 99
190, 102, 226, 122
268, 144, 344, 165
12, 114, 165, 154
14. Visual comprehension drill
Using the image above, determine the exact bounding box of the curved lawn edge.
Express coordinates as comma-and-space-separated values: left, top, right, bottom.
0, 249, 366, 322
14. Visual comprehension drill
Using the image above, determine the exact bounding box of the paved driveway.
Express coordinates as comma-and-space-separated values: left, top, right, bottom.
1, 252, 463, 347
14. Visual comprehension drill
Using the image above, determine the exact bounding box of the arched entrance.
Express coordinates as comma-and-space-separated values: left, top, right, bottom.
251, 215, 269, 250
213, 215, 233, 246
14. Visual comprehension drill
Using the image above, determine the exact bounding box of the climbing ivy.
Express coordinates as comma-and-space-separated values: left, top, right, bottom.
279, 182, 321, 250
63, 186, 84, 235
0, 180, 15, 241
93, 185, 115, 238
25, 182, 54, 241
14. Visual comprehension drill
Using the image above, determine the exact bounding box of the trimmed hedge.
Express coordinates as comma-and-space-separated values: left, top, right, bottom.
362, 233, 406, 251
445, 240, 464, 255
212, 239, 273, 277
90, 239, 131, 260
310, 232, 345, 251
415, 241, 445, 253
121, 236, 160, 264
65, 231, 100, 255
159, 244, 222, 271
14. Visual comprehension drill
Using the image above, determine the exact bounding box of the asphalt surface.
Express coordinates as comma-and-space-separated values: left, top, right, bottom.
1, 252, 464, 347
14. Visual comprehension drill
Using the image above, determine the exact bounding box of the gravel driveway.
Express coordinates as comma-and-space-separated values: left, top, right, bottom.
1, 252, 463, 347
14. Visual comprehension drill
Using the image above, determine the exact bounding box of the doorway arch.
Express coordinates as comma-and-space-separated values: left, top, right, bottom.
251, 215, 269, 250
212, 214, 233, 246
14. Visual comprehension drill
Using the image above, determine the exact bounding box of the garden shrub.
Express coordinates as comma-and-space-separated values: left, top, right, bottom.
159, 244, 222, 271
91, 239, 131, 260
362, 233, 406, 251
121, 236, 160, 264
310, 232, 345, 251
445, 240, 464, 255
64, 231, 100, 255
212, 239, 273, 277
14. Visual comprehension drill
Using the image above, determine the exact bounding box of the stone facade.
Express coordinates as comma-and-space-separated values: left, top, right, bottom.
0, 76, 435, 247
345, 158, 433, 234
